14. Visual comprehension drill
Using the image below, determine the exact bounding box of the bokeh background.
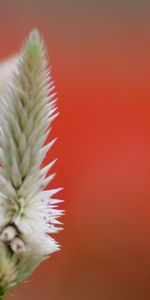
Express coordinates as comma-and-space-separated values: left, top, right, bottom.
0, 0, 150, 299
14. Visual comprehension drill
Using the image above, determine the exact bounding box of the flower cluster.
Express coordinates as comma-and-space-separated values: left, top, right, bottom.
0, 29, 63, 296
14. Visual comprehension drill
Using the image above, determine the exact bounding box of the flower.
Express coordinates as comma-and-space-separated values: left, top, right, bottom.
0, 29, 63, 296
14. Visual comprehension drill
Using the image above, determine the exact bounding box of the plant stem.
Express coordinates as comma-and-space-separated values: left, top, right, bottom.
0, 288, 5, 300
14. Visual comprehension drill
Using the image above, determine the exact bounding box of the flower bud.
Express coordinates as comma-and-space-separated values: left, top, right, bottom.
10, 237, 26, 253
0, 226, 17, 241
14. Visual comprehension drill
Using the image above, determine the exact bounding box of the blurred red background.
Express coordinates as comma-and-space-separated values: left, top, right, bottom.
0, 1, 150, 299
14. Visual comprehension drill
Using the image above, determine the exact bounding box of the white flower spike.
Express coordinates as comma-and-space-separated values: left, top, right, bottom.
0, 29, 63, 299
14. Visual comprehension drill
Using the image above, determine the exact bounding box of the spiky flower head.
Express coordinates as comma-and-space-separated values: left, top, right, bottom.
0, 29, 63, 297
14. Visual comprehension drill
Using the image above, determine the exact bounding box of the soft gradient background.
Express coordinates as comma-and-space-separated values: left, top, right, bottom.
0, 0, 150, 299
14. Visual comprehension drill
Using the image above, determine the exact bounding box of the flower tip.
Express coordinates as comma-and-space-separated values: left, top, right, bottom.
28, 28, 41, 43
26, 28, 44, 57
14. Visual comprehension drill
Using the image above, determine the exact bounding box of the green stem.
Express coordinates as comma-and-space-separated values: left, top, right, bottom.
0, 288, 5, 300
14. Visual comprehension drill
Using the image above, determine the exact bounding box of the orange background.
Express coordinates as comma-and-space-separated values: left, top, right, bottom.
0, 1, 150, 299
